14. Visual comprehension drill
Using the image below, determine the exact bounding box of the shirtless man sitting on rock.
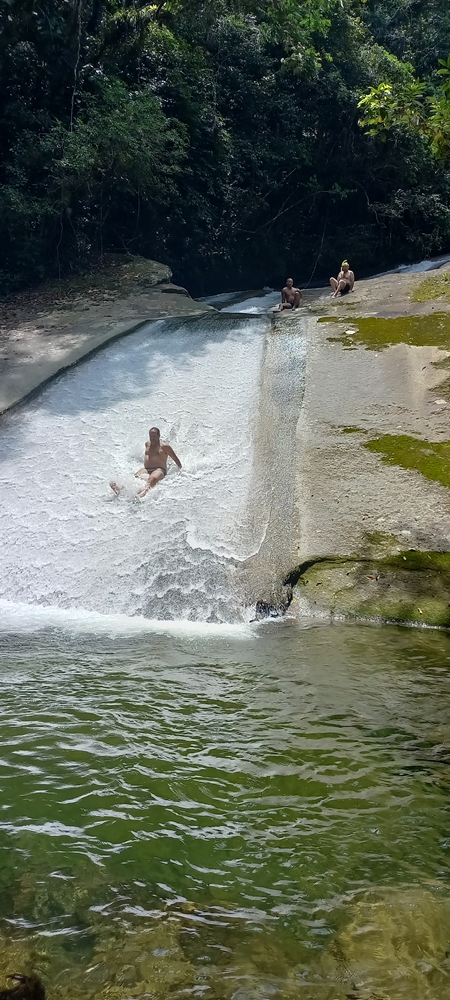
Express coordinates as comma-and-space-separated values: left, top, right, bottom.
279, 278, 303, 310
330, 260, 355, 297
110, 426, 182, 499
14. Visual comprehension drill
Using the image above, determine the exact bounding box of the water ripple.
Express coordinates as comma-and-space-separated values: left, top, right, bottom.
0, 624, 449, 998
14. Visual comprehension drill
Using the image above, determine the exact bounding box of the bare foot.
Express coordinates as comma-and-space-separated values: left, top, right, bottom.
110, 481, 123, 496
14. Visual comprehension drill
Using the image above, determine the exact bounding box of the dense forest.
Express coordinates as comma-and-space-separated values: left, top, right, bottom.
1, 0, 450, 295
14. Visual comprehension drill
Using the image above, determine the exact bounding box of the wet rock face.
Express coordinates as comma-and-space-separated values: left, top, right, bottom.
254, 585, 293, 620
292, 551, 450, 627
321, 887, 450, 999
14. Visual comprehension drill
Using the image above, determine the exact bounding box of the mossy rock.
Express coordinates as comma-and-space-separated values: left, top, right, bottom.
294, 551, 450, 627
322, 887, 450, 999
56, 254, 172, 298
318, 312, 450, 350
365, 434, 450, 490
0, 254, 172, 314
413, 271, 450, 303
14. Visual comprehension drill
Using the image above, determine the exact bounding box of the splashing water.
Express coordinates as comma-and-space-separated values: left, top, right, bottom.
0, 314, 274, 622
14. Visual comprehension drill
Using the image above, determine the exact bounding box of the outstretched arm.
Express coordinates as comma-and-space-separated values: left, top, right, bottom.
165, 445, 182, 468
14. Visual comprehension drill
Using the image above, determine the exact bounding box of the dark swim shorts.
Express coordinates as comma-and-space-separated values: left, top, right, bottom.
340, 283, 351, 295
147, 467, 167, 477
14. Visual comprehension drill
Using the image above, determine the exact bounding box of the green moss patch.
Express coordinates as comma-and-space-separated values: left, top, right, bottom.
295, 552, 450, 628
413, 272, 450, 303
425, 354, 450, 404
318, 312, 450, 350
365, 434, 450, 490
384, 550, 450, 573
362, 529, 398, 552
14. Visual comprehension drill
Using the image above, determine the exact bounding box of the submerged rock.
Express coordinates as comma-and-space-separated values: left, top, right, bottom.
0, 979, 44, 1000
321, 887, 450, 999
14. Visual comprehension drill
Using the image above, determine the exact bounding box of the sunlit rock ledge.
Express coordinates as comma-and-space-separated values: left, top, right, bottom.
288, 268, 450, 628
0, 254, 215, 415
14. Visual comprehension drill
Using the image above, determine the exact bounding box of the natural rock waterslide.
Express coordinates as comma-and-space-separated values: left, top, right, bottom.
2, 254, 450, 627
0, 273, 304, 624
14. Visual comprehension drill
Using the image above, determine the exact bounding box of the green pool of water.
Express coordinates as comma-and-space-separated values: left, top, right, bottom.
0, 621, 449, 1000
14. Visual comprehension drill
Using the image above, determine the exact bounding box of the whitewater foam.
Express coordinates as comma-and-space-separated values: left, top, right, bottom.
0, 314, 268, 623
0, 599, 256, 639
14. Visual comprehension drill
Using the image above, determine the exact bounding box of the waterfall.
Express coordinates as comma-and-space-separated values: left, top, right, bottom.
0, 314, 274, 623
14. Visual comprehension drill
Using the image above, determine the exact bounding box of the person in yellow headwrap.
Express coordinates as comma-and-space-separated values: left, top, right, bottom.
330, 260, 355, 297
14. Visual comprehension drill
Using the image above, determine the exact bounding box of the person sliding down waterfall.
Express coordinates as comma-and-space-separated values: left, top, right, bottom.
110, 427, 182, 499
330, 260, 355, 297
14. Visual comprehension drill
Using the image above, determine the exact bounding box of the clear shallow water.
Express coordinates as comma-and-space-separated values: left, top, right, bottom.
0, 621, 449, 1000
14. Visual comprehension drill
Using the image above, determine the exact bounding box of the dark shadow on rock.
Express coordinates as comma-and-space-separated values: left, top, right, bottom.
0, 977, 45, 1000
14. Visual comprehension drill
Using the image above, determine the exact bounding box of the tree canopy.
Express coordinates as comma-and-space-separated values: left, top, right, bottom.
1, 0, 450, 295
